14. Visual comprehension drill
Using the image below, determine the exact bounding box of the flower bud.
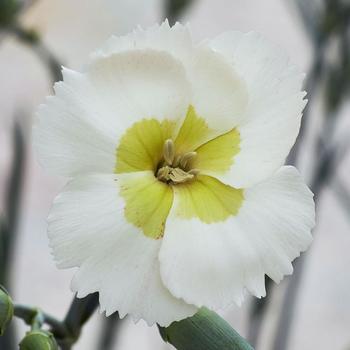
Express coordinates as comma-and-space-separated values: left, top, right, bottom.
0, 286, 14, 336
19, 330, 58, 350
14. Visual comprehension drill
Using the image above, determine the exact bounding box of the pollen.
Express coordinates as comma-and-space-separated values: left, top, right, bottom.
156, 139, 199, 185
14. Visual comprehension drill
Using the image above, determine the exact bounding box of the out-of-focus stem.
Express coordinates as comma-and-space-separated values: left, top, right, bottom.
246, 277, 273, 347
9, 25, 62, 82
0, 122, 26, 350
14, 305, 66, 336
164, 0, 195, 25
0, 122, 26, 284
96, 312, 121, 350
58, 294, 99, 349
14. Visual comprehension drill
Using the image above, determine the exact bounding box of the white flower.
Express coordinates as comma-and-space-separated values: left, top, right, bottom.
34, 21, 315, 326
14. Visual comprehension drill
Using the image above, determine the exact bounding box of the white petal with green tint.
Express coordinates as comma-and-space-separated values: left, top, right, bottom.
34, 49, 191, 177
98, 22, 249, 144
185, 46, 248, 140
86, 49, 191, 133
48, 174, 196, 326
209, 31, 306, 187
159, 167, 315, 309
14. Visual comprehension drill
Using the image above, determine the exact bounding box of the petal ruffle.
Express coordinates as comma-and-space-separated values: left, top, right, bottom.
94, 20, 193, 64
48, 174, 196, 326
33, 68, 117, 177
159, 166, 315, 309
208, 31, 306, 187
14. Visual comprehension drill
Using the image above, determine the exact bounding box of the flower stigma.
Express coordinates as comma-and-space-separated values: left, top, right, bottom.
156, 139, 200, 185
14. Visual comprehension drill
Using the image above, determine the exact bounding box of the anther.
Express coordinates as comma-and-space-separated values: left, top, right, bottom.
179, 152, 197, 169
168, 168, 194, 184
172, 154, 181, 167
163, 139, 175, 165
188, 168, 200, 175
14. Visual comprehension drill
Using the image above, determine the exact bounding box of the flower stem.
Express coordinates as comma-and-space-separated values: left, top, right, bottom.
96, 312, 122, 350
62, 293, 99, 345
14, 305, 67, 337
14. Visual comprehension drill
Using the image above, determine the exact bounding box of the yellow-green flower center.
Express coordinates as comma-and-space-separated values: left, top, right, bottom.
115, 105, 244, 239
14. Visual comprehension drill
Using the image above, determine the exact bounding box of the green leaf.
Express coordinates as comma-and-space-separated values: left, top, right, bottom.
159, 308, 254, 350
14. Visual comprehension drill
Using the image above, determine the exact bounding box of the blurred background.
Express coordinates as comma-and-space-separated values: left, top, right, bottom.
0, 0, 350, 349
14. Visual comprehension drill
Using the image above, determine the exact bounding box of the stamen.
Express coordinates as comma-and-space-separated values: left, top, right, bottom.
157, 165, 171, 182
157, 140, 199, 185
163, 139, 175, 165
179, 152, 197, 169
157, 166, 194, 184
168, 168, 194, 184
188, 168, 200, 175
172, 154, 181, 167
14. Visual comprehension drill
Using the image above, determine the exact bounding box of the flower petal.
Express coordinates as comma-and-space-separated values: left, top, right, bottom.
119, 172, 174, 239
115, 118, 175, 173
86, 49, 191, 129
96, 22, 248, 146
48, 174, 196, 326
173, 175, 243, 223
192, 128, 240, 174
159, 166, 315, 309
94, 20, 193, 64
34, 48, 191, 177
186, 46, 248, 141
33, 68, 117, 177
208, 31, 306, 187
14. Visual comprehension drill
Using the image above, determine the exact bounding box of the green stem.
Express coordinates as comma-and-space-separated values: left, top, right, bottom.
14, 305, 67, 337
61, 293, 99, 348
0, 122, 26, 350
10, 293, 98, 349
96, 312, 122, 350
9, 24, 63, 82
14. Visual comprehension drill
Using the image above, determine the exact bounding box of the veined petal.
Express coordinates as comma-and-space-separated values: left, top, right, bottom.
192, 128, 240, 174
174, 105, 214, 154
159, 166, 315, 309
208, 31, 306, 187
173, 175, 243, 223
34, 49, 191, 177
115, 118, 175, 173
48, 174, 196, 326
119, 172, 174, 239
